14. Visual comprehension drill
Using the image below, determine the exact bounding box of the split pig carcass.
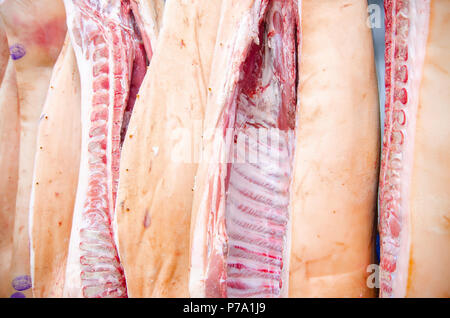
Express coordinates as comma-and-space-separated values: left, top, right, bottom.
379, 0, 450, 298
114, 0, 223, 297
0, 0, 67, 298
29, 0, 163, 299
61, 0, 161, 297
189, 0, 380, 298
0, 20, 20, 298
0, 0, 447, 299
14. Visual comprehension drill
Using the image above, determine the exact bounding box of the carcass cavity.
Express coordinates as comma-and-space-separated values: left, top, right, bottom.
224, 0, 298, 298
120, 10, 148, 145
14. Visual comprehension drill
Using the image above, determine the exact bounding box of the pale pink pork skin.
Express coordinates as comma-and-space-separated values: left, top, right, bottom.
0, 20, 20, 298
288, 0, 380, 298
28, 36, 82, 298
379, 0, 450, 298
189, 0, 380, 298
114, 0, 223, 297
0, 0, 67, 298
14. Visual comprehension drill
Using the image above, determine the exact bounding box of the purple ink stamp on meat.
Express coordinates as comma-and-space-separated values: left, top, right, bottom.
9, 44, 26, 60
12, 275, 32, 291
10, 292, 26, 298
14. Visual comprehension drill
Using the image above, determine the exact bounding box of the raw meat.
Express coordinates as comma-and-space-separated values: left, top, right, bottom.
130, 0, 164, 60
379, 0, 449, 297
63, 0, 134, 298
0, 21, 19, 298
114, 0, 223, 297
0, 0, 67, 298
288, 0, 380, 298
63, 0, 157, 298
190, 0, 380, 298
190, 0, 300, 298
29, 36, 81, 298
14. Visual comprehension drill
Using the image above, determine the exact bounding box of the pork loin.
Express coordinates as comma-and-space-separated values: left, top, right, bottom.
379, 0, 450, 298
63, 0, 140, 298
62, 0, 161, 298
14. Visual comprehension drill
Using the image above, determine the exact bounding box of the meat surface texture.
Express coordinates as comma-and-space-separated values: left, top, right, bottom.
63, 0, 136, 298
29, 36, 81, 298
222, 0, 298, 298
380, 0, 450, 297
190, 0, 380, 298
114, 0, 223, 297
0, 0, 67, 298
0, 0, 447, 300
288, 0, 380, 298
0, 22, 20, 298
189, 0, 299, 298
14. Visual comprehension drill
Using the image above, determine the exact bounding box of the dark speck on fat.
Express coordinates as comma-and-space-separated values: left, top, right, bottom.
144, 209, 151, 228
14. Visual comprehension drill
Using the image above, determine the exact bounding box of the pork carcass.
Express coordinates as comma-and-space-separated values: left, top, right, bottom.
114, 0, 223, 297
189, 0, 380, 298
288, 0, 380, 298
29, 36, 81, 298
379, 0, 450, 298
62, 0, 157, 298
0, 21, 20, 298
0, 0, 67, 298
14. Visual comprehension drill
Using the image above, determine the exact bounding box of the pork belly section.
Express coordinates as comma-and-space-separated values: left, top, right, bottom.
288, 0, 380, 298
29, 37, 81, 298
115, 0, 223, 297
0, 24, 19, 298
0, 0, 67, 298
190, 0, 299, 298
380, 0, 450, 298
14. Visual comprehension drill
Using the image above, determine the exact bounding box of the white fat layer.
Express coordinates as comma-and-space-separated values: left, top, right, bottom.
28, 38, 72, 295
